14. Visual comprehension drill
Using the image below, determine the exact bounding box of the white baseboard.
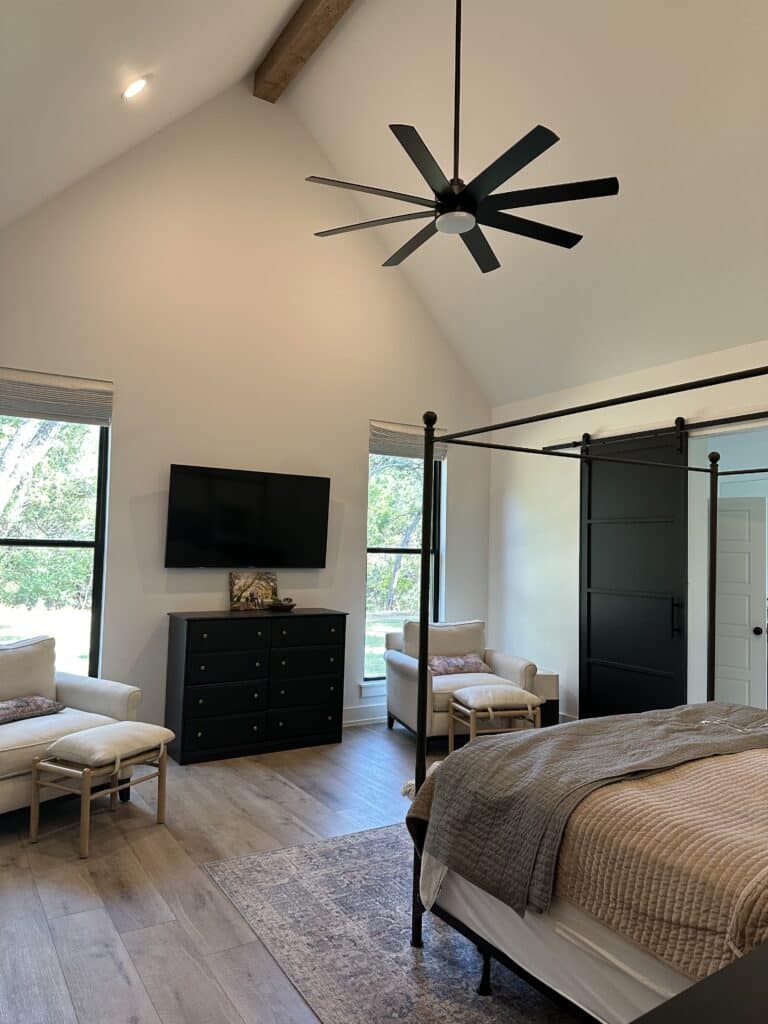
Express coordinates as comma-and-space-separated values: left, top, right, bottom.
343, 702, 387, 726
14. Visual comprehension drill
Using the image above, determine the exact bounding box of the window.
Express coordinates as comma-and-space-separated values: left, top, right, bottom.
365, 453, 442, 679
0, 415, 108, 674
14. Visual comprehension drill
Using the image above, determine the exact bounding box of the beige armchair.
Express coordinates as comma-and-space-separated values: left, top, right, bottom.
385, 620, 559, 739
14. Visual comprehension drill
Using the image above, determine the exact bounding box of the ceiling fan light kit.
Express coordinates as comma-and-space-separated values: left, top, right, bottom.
308, 0, 619, 273
436, 210, 476, 234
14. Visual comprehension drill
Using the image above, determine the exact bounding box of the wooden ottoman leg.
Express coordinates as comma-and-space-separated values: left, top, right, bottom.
534, 707, 541, 729
80, 769, 92, 859
29, 758, 41, 844
469, 709, 478, 742
109, 768, 119, 812
156, 746, 167, 825
448, 708, 455, 753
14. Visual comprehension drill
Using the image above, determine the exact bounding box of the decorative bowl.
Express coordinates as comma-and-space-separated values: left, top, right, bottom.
268, 598, 296, 612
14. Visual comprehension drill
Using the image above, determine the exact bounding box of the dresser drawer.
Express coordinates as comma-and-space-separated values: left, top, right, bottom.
188, 619, 270, 653
271, 676, 341, 708
184, 713, 265, 751
267, 707, 340, 739
271, 616, 344, 648
271, 645, 342, 678
187, 651, 268, 684
185, 681, 266, 718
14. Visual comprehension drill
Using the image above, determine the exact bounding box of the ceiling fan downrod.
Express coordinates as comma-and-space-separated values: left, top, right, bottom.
451, 0, 463, 186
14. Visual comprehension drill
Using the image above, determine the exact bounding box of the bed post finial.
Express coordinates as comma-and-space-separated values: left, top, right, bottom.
423, 410, 438, 428
706, 451, 721, 701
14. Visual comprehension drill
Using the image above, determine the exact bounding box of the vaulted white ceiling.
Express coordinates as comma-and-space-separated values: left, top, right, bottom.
0, 0, 298, 227
3, 0, 767, 405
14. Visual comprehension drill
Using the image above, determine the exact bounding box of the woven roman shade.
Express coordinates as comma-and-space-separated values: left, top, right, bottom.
0, 366, 113, 426
369, 420, 447, 460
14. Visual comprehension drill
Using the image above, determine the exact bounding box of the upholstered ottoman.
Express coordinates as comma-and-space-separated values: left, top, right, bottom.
30, 721, 174, 857
448, 683, 543, 752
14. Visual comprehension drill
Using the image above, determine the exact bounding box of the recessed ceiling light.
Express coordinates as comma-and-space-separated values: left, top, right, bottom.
122, 77, 148, 100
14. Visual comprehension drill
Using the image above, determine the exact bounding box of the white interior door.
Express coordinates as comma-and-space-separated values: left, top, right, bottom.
715, 497, 767, 708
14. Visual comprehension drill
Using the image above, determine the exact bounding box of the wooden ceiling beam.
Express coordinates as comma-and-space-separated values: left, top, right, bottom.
253, 0, 356, 103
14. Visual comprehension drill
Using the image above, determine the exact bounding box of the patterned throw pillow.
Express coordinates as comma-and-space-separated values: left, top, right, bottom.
0, 695, 65, 725
427, 653, 492, 677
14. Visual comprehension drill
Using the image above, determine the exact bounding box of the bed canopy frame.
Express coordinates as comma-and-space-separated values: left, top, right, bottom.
409, 361, 768, 984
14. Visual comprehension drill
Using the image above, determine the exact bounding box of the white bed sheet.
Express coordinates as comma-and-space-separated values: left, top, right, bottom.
434, 868, 692, 1024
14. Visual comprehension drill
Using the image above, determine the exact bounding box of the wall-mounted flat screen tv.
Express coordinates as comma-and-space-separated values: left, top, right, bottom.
164, 464, 330, 569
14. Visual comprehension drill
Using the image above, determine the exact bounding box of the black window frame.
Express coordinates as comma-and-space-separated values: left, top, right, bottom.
365, 458, 443, 681
0, 424, 110, 677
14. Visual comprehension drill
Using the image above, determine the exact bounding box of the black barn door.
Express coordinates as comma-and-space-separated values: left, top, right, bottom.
579, 430, 688, 718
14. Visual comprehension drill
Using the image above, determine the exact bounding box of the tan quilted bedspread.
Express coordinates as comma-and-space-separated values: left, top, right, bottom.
554, 748, 768, 979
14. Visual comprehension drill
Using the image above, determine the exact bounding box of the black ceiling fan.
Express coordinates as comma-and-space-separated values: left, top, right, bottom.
307, 0, 618, 273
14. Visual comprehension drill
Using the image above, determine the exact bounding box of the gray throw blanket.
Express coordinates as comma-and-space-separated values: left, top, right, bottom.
408, 702, 768, 916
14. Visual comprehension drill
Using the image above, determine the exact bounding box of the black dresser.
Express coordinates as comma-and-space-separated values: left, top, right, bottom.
164, 608, 347, 764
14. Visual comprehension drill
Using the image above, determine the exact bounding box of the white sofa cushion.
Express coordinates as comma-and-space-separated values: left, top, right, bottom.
0, 636, 56, 702
46, 721, 175, 768
0, 707, 115, 780
453, 682, 543, 710
431, 671, 516, 713
403, 620, 485, 659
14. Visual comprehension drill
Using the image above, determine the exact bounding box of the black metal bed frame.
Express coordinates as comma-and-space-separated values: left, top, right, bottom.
409, 361, 768, 1016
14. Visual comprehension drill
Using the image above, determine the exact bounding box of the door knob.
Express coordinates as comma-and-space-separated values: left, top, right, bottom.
753, 626, 764, 636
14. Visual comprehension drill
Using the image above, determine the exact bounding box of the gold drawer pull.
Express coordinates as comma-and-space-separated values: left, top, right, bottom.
200, 665, 206, 672
202, 632, 208, 640
196, 731, 203, 738
253, 692, 259, 700
252, 725, 258, 732
255, 661, 261, 669
330, 626, 336, 634
279, 721, 284, 727
327, 715, 333, 722
257, 630, 262, 637
329, 685, 334, 692
280, 689, 286, 696
329, 657, 335, 664
281, 629, 287, 636
198, 698, 204, 705
281, 660, 287, 667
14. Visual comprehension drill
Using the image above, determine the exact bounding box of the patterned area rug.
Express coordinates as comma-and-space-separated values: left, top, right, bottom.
206, 824, 578, 1024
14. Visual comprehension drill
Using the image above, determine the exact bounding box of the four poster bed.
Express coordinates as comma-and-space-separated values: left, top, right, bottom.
405, 364, 768, 1023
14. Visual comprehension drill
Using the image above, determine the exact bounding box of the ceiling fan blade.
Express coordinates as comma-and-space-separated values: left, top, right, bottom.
464, 125, 559, 205
484, 176, 619, 212
479, 210, 582, 249
461, 226, 500, 273
383, 220, 438, 267
316, 211, 435, 237
389, 125, 450, 196
306, 176, 436, 209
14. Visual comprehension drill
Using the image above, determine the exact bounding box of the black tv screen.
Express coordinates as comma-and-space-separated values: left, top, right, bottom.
164, 464, 330, 569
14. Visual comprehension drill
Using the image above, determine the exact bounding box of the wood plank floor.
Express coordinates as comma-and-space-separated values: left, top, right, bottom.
0, 723, 419, 1024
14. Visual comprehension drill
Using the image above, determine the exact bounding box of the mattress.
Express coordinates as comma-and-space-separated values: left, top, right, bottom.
435, 868, 691, 1024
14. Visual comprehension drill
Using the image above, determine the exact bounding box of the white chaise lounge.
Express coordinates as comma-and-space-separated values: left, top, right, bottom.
0, 637, 141, 815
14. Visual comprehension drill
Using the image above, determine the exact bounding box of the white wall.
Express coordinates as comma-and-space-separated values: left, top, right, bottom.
0, 83, 490, 725
488, 339, 768, 718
